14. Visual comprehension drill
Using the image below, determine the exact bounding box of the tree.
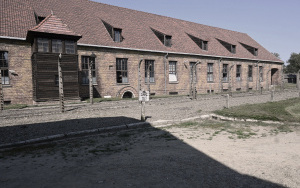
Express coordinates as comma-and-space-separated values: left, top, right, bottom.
285, 53, 300, 73
272, 52, 281, 59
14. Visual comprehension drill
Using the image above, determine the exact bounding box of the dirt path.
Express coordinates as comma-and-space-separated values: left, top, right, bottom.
0, 121, 299, 188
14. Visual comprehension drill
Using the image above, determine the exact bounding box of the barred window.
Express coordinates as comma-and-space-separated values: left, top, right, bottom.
0, 51, 9, 85
116, 58, 128, 83
37, 38, 49, 52
169, 61, 177, 82
82, 56, 96, 85
207, 63, 214, 82
222, 64, 228, 82
236, 65, 241, 81
145, 60, 155, 83
248, 65, 253, 82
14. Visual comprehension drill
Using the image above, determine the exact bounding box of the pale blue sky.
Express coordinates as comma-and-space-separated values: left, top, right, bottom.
92, 0, 300, 64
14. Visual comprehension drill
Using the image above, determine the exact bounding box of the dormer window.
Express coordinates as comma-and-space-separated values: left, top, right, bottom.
240, 43, 258, 56
151, 28, 172, 47
102, 20, 123, 43
217, 39, 236, 54
187, 33, 208, 51
113, 28, 122, 42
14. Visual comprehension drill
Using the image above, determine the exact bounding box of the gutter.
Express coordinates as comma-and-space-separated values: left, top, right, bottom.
0, 36, 26, 40
78, 43, 284, 64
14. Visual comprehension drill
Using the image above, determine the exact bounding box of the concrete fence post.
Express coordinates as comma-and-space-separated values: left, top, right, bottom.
271, 88, 274, 102
58, 54, 64, 113
225, 94, 230, 108
141, 100, 146, 122
0, 70, 3, 112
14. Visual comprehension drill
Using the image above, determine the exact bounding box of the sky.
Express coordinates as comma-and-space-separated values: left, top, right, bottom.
92, 0, 300, 64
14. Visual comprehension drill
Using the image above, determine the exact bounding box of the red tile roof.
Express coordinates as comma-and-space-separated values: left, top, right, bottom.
29, 13, 81, 37
0, 0, 282, 63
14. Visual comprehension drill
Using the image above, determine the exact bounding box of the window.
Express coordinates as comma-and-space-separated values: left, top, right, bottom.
145, 60, 155, 83
0, 52, 9, 85
201, 41, 208, 51
65, 41, 75, 54
116, 58, 128, 83
248, 65, 253, 82
236, 65, 241, 81
81, 56, 96, 85
190, 62, 196, 82
222, 64, 228, 82
169, 61, 177, 82
113, 28, 122, 42
52, 39, 62, 53
37, 38, 49, 52
207, 63, 214, 82
102, 20, 123, 42
240, 43, 258, 56
165, 35, 172, 47
259, 66, 263, 82
187, 33, 208, 50
217, 39, 236, 54
151, 28, 172, 47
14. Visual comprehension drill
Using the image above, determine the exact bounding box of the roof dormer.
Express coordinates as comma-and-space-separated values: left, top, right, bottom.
102, 20, 124, 42
150, 27, 172, 47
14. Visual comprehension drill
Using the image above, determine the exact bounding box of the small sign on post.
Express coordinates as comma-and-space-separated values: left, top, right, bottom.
139, 90, 149, 102
139, 90, 149, 122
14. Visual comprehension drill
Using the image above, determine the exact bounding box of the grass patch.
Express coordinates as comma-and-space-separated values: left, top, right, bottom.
4, 104, 28, 110
214, 98, 300, 122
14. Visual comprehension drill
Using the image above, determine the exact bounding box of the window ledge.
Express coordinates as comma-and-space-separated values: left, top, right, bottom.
116, 83, 130, 85
169, 81, 179, 84
207, 81, 214, 83
2, 85, 12, 88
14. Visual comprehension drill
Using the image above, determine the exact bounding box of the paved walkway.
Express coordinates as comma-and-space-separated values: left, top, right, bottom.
0, 89, 298, 146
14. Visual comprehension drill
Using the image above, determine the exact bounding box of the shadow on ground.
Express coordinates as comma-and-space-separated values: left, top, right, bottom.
0, 120, 284, 188
0, 116, 142, 145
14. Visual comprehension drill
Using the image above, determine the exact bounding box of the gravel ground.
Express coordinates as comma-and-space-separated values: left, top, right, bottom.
0, 90, 299, 145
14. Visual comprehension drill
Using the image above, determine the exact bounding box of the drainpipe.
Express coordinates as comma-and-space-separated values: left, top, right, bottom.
218, 58, 222, 93
192, 61, 201, 100
138, 59, 143, 94
164, 53, 168, 95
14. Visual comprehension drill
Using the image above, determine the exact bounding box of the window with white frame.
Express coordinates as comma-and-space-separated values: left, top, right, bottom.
0, 51, 9, 85
248, 65, 253, 82
82, 56, 96, 85
222, 64, 228, 82
116, 58, 128, 83
145, 60, 155, 83
207, 63, 214, 82
169, 61, 177, 82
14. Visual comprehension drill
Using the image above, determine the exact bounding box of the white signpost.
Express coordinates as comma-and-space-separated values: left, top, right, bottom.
139, 90, 149, 102
139, 90, 149, 121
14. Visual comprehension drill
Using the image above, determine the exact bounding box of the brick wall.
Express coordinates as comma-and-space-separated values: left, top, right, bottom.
78, 46, 284, 98
0, 39, 33, 104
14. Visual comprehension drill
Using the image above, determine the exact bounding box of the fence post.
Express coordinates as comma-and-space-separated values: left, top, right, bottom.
58, 54, 64, 113
225, 94, 229, 108
0, 70, 3, 112
271, 88, 274, 102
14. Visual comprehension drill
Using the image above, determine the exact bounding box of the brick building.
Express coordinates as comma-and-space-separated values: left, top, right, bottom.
1, 0, 283, 104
